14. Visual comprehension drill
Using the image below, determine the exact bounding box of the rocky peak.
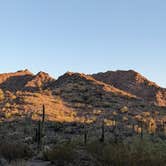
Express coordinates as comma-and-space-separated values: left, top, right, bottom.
0, 70, 34, 91
25, 71, 55, 91
92, 70, 166, 106
53, 71, 136, 99
16, 69, 33, 75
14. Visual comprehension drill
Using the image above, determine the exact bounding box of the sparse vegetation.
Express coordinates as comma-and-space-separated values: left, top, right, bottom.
120, 106, 129, 113
43, 142, 76, 164
86, 137, 166, 166
4, 112, 12, 119
0, 70, 166, 165
0, 142, 33, 162
0, 89, 4, 101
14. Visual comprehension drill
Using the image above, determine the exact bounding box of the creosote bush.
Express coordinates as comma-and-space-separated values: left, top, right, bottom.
120, 106, 129, 113
0, 142, 33, 162
0, 89, 4, 101
86, 136, 166, 166
43, 142, 76, 164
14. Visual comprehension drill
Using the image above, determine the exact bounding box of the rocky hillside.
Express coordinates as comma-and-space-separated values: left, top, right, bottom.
47, 72, 138, 117
0, 70, 73, 122
0, 69, 33, 91
0, 69, 165, 123
92, 70, 166, 106
0, 69, 166, 166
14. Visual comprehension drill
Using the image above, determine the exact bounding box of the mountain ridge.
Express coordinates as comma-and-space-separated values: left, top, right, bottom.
0, 69, 165, 113
92, 70, 166, 106
0, 69, 165, 123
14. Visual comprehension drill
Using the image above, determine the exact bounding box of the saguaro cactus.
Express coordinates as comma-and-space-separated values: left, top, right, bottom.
42, 104, 45, 125
163, 121, 166, 134
37, 120, 42, 150
35, 105, 46, 151
140, 120, 143, 140
83, 114, 88, 145
84, 124, 87, 145
41, 104, 46, 138
100, 118, 105, 143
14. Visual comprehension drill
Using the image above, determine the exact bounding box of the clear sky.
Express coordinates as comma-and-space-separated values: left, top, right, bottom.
0, 0, 166, 87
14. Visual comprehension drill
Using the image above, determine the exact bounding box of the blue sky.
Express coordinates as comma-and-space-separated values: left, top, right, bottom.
0, 0, 166, 87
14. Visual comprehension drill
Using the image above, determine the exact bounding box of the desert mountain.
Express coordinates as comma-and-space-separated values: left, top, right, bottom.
0, 69, 54, 92
0, 69, 165, 123
92, 70, 166, 106
46, 72, 162, 117
50, 72, 137, 104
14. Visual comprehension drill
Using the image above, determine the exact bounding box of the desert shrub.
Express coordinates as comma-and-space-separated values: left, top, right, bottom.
120, 106, 129, 113
122, 116, 128, 122
128, 137, 166, 165
0, 142, 33, 162
5, 91, 16, 100
4, 112, 12, 119
0, 89, 4, 101
142, 112, 151, 117
86, 141, 130, 166
93, 109, 102, 115
104, 119, 116, 126
43, 142, 76, 164
10, 160, 26, 166
5, 102, 11, 108
86, 137, 166, 166
102, 102, 112, 108
148, 118, 156, 134
43, 89, 52, 96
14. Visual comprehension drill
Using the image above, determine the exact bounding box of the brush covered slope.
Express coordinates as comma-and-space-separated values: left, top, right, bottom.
0, 69, 165, 124
0, 70, 75, 122
0, 69, 166, 165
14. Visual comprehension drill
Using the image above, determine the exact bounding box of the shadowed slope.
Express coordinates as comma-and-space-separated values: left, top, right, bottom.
0, 70, 55, 92
0, 70, 34, 91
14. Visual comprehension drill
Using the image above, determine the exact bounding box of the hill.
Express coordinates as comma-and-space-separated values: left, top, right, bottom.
92, 70, 166, 106
0, 69, 165, 123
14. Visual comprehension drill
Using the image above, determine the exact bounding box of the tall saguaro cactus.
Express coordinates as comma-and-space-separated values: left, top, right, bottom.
100, 118, 105, 143
84, 114, 88, 145
41, 104, 46, 138
35, 104, 46, 151
84, 123, 87, 145
42, 104, 45, 125
140, 120, 143, 140
37, 120, 42, 150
